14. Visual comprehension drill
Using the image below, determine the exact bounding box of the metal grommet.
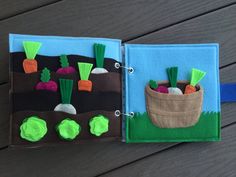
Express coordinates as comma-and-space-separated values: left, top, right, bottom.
114, 62, 120, 69
129, 112, 134, 118
114, 110, 121, 117
128, 67, 134, 74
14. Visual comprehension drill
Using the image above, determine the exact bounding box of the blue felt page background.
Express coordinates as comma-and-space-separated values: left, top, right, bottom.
125, 44, 220, 114
9, 34, 122, 62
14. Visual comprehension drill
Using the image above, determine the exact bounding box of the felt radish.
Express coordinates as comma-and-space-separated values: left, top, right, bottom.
149, 80, 168, 93
54, 79, 76, 115
91, 43, 108, 74
56, 55, 76, 74
184, 68, 206, 94
167, 67, 183, 95
23, 41, 42, 73
36, 68, 58, 92
78, 62, 93, 92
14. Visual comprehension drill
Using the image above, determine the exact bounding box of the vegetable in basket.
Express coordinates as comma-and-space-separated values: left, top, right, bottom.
56, 55, 76, 74
54, 79, 76, 115
149, 80, 168, 93
22, 41, 42, 73
184, 68, 206, 94
36, 67, 58, 92
167, 67, 183, 95
91, 43, 108, 74
78, 62, 93, 92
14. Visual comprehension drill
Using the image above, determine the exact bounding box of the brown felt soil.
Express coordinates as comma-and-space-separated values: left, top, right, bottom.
11, 91, 121, 113
11, 110, 121, 146
12, 71, 121, 93
10, 52, 121, 73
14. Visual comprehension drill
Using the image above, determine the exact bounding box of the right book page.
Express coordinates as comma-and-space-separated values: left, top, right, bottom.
124, 44, 221, 142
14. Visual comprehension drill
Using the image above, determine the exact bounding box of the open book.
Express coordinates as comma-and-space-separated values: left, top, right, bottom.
9, 34, 221, 146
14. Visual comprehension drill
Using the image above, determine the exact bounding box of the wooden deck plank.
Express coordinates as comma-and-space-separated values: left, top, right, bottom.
100, 124, 236, 177
0, 0, 235, 83
0, 0, 61, 20
127, 4, 236, 68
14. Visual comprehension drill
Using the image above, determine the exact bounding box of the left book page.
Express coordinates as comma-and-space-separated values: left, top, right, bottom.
9, 34, 122, 147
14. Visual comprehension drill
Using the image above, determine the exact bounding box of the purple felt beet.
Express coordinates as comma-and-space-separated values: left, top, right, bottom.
36, 81, 58, 92
56, 66, 76, 74
154, 86, 168, 93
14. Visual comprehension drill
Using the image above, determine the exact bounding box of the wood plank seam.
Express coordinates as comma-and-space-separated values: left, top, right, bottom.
0, 0, 64, 22
96, 122, 236, 177
123, 2, 236, 43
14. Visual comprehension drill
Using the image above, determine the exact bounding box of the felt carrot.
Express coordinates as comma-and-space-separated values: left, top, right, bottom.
167, 67, 183, 95
78, 62, 93, 92
36, 68, 58, 92
184, 68, 206, 94
56, 55, 76, 74
23, 41, 42, 73
91, 43, 108, 74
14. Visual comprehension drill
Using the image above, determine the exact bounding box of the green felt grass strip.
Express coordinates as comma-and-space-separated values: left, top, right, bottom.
59, 79, 73, 104
167, 67, 178, 87
23, 41, 42, 59
78, 62, 93, 80
60, 55, 69, 68
40, 67, 50, 82
190, 68, 206, 86
94, 43, 106, 68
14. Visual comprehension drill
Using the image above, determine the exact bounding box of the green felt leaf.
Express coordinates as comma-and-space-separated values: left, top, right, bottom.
94, 43, 106, 68
167, 67, 178, 87
149, 80, 158, 89
57, 119, 81, 140
78, 62, 93, 80
23, 41, 42, 59
60, 55, 69, 68
40, 67, 50, 82
59, 79, 73, 104
190, 68, 206, 86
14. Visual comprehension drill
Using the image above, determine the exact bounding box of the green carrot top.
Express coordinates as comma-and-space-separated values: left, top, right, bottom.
94, 43, 106, 68
78, 62, 93, 80
23, 41, 42, 59
167, 67, 178, 87
40, 68, 51, 82
60, 55, 69, 68
190, 68, 206, 86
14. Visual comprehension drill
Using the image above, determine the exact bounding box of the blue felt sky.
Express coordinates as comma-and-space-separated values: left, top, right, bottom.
125, 44, 220, 113
9, 34, 122, 62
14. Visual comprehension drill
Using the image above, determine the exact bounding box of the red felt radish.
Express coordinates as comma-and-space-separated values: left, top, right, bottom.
56, 55, 76, 74
149, 80, 168, 94
36, 68, 58, 92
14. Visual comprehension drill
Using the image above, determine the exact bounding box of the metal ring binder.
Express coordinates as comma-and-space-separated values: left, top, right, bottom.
114, 110, 134, 118
114, 62, 134, 73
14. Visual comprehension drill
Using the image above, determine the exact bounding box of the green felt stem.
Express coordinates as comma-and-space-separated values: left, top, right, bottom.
78, 62, 93, 80
60, 55, 69, 68
94, 43, 106, 68
149, 80, 158, 89
190, 68, 206, 86
23, 41, 42, 59
40, 68, 50, 82
167, 67, 178, 87
59, 79, 73, 104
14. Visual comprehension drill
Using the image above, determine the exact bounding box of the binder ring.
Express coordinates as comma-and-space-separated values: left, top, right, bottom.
114, 63, 134, 73
114, 110, 134, 118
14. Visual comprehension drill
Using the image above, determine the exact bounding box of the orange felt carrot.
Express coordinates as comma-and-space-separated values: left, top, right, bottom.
22, 41, 42, 73
78, 80, 92, 92
184, 68, 206, 94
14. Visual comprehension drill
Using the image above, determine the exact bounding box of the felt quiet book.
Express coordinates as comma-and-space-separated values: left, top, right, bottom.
8, 34, 235, 147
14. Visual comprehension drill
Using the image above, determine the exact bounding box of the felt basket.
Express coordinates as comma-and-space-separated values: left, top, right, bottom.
145, 81, 203, 128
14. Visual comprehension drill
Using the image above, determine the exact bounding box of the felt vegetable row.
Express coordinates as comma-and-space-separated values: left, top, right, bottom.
149, 67, 206, 94
22, 41, 108, 74
20, 115, 109, 142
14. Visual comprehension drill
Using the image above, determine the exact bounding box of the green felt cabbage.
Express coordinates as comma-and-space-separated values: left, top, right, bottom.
190, 68, 206, 86
23, 41, 42, 59
78, 62, 93, 80
89, 115, 109, 136
57, 119, 81, 140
